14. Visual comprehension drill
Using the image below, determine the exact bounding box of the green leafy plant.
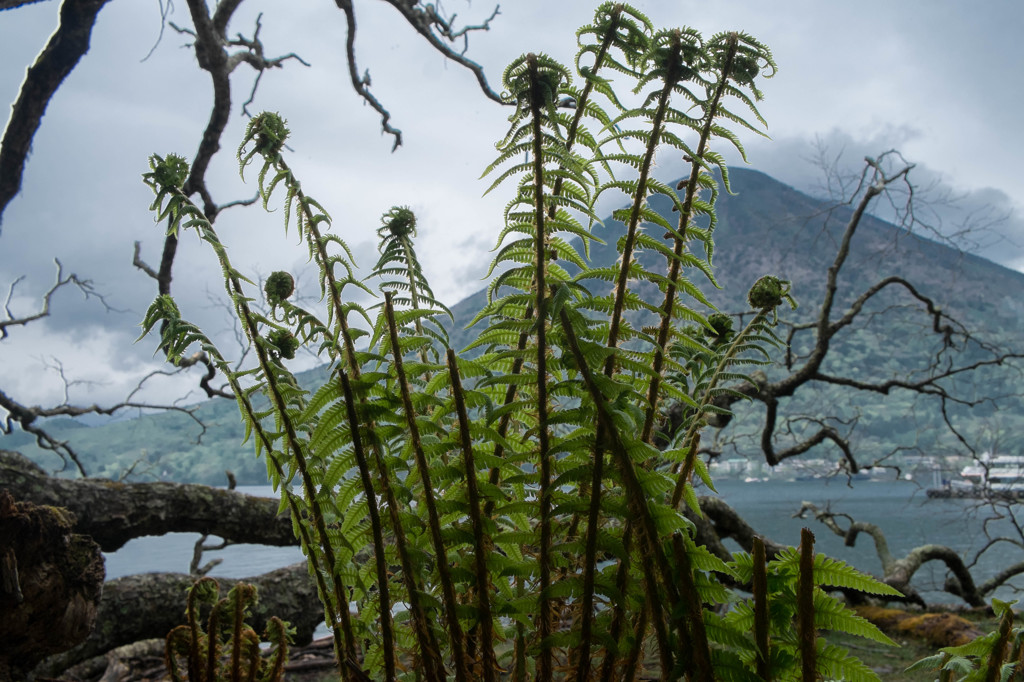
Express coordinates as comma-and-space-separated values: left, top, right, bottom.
141, 4, 905, 680
725, 531, 903, 681
165, 577, 292, 682
907, 599, 1024, 682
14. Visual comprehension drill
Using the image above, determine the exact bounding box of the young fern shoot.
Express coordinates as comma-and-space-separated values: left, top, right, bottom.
141, 5, 912, 680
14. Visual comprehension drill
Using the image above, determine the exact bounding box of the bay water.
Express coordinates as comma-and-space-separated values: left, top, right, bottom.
104, 479, 1024, 605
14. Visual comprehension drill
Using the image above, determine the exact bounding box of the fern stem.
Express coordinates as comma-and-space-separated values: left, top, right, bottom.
670, 308, 770, 507
233, 315, 355, 675
225, 379, 350, 673
482, 314, 532, 516
337, 369, 397, 682
570, 440, 606, 680
186, 581, 204, 682
983, 604, 1014, 682
643, 565, 674, 682
161, 191, 358, 677
671, 534, 713, 680
798, 527, 817, 682
341, 370, 447, 682
231, 584, 248, 682
266, 156, 363, 378
397, 237, 433, 365
484, 8, 612, 518
266, 618, 288, 681
526, 52, 556, 682
561, 18, 637, 679
446, 348, 499, 682
249, 417, 351, 674
257, 157, 450, 678
619, 603, 648, 682
604, 29, 681, 365
244, 643, 259, 682
269, 156, 448, 678
641, 35, 739, 447
384, 295, 469, 682
207, 598, 222, 682
558, 306, 680, 617
581, 42, 684, 677
597, 524, 634, 682
514, 575, 527, 682
752, 536, 772, 681
939, 658, 954, 682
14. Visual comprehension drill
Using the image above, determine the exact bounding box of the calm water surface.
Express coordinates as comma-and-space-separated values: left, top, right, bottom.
106, 480, 1024, 604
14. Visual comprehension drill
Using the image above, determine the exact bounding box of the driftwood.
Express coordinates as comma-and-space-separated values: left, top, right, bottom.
795, 500, 992, 606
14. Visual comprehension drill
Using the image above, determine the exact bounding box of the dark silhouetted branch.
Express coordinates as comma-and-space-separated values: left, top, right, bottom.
0, 0, 112, 226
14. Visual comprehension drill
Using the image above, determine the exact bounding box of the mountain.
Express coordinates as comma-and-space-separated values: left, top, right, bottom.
450, 168, 1024, 347
6, 168, 1022, 482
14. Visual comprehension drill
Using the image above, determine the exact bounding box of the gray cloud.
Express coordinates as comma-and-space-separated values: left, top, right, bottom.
1, 0, 1022, 412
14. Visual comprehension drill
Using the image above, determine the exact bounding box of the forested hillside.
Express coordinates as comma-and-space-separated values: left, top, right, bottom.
8, 168, 1021, 482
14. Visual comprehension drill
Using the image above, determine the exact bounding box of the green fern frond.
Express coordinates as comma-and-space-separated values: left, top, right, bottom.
812, 589, 897, 646
772, 549, 904, 597
816, 642, 884, 682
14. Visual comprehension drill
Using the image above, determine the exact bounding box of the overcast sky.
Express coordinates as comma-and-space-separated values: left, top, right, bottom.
1, 0, 1022, 414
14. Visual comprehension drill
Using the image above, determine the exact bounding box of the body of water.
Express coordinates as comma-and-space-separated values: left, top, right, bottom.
105, 480, 1023, 605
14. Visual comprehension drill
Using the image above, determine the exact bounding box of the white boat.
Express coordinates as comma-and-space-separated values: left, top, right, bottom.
935, 453, 1024, 498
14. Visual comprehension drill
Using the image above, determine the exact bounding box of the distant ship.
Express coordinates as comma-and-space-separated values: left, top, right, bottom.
927, 453, 1024, 499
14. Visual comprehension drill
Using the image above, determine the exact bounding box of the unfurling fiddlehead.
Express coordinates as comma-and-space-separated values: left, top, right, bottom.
143, 5, 910, 680
165, 578, 292, 682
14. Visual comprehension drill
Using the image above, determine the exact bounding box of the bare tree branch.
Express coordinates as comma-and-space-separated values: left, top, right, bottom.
666, 153, 1024, 474
131, 241, 159, 281
1, 260, 113, 340
378, 0, 504, 103
0, 0, 113, 227
796, 500, 983, 606
0, 0, 51, 9
334, 0, 404, 150
0, 381, 210, 476
333, 0, 506, 151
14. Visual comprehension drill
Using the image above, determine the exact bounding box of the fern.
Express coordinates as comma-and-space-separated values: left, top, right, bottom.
907, 599, 1024, 682
369, 206, 452, 363
137, 5, 939, 681
165, 578, 292, 682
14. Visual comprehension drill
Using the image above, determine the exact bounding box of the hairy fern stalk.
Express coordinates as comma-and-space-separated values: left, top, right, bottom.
142, 4, 907, 680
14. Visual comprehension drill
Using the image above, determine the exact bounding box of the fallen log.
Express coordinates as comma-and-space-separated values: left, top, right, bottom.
1, 449, 295, 551
33, 562, 323, 678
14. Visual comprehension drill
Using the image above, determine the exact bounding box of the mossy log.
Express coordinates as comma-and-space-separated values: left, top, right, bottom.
1, 450, 295, 551
0, 490, 104, 681
855, 605, 985, 648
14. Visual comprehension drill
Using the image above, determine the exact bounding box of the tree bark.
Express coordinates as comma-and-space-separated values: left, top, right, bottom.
1, 450, 296, 551
0, 451, 323, 676
0, 490, 104, 681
